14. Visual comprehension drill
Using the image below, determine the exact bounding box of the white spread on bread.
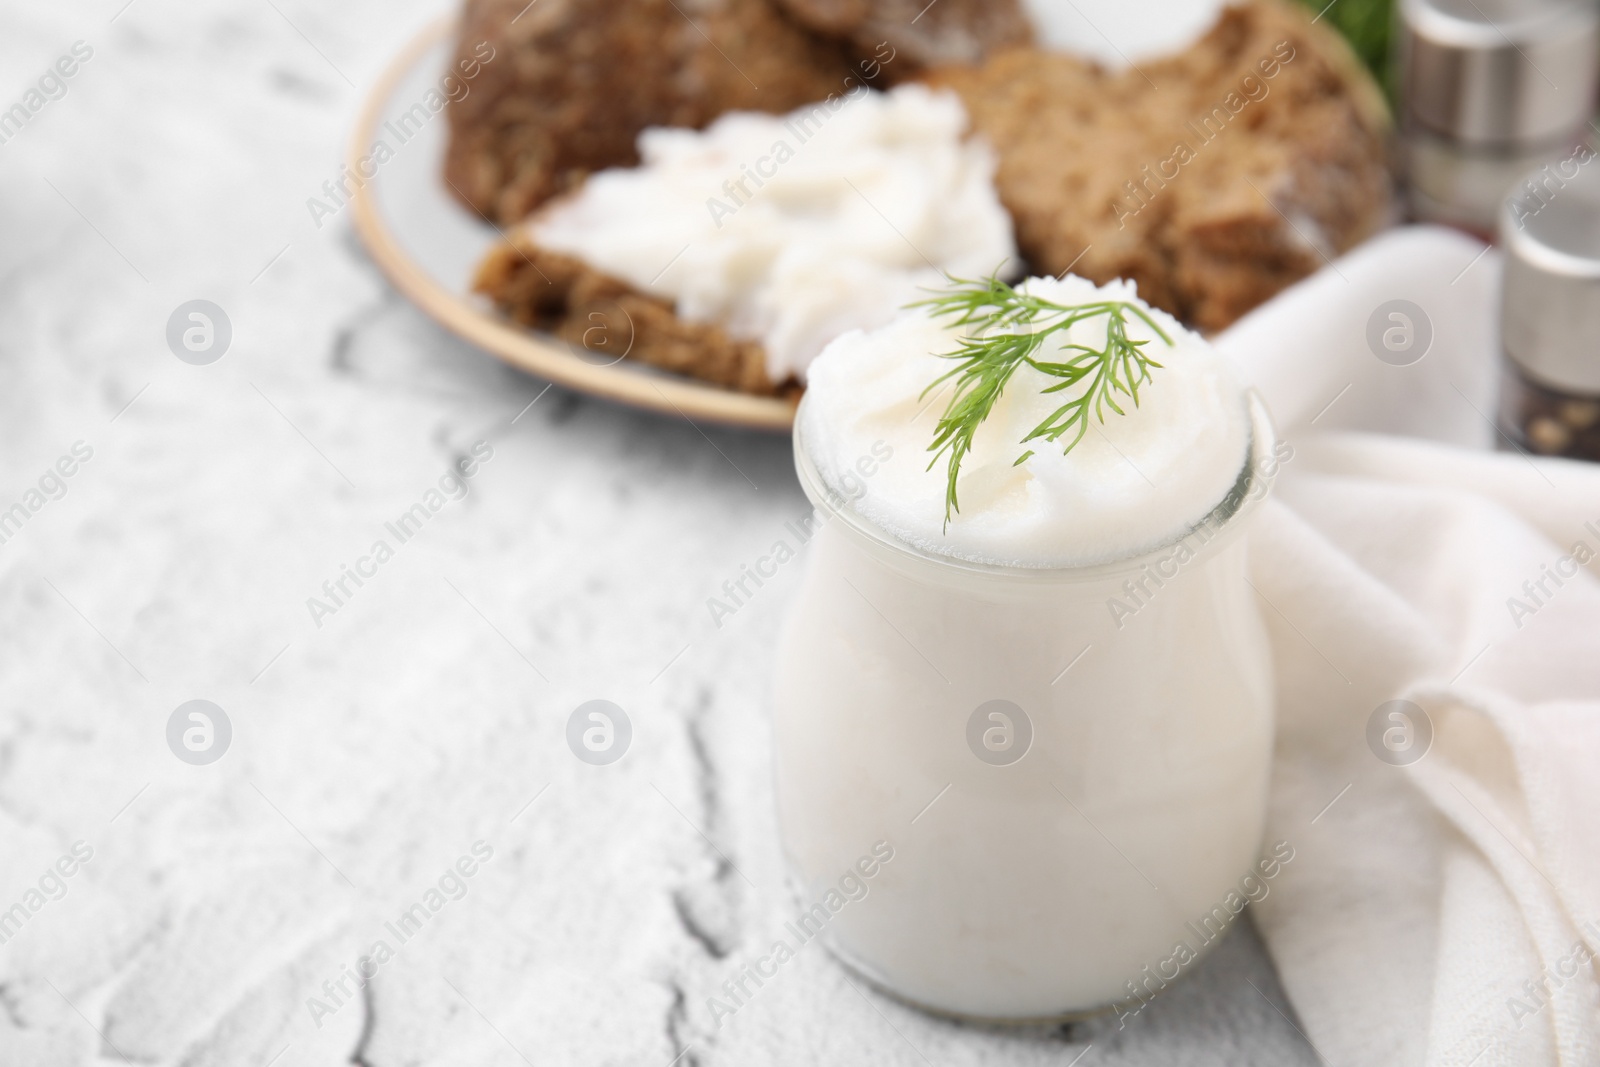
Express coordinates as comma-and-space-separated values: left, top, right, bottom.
527, 84, 1017, 383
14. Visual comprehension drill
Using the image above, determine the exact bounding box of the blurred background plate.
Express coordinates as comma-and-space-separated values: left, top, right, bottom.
348, 18, 798, 432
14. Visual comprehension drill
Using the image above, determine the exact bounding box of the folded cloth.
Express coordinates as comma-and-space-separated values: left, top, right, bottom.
1215, 226, 1600, 1067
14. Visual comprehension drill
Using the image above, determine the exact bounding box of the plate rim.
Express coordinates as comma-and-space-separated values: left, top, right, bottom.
346, 16, 799, 433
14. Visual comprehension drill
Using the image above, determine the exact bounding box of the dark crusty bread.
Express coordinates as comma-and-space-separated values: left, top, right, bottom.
475, 237, 785, 396
923, 0, 1392, 333
445, 0, 858, 226
444, 0, 1031, 226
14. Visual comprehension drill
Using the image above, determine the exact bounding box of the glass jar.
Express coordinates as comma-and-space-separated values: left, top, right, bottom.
1496, 158, 1600, 463
1500, 363, 1600, 461
1397, 0, 1600, 238
1404, 127, 1591, 239
770, 392, 1280, 1021
1497, 361, 1600, 460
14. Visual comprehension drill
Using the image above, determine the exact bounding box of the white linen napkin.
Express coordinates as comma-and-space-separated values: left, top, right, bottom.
1214, 226, 1600, 1067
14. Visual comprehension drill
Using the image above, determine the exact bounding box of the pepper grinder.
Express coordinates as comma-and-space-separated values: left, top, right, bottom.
1397, 0, 1600, 238
1498, 159, 1600, 461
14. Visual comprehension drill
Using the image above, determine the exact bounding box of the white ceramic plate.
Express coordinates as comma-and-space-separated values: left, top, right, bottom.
348, 18, 797, 432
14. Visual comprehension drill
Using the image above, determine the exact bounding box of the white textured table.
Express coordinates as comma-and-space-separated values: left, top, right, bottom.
0, 2, 1318, 1063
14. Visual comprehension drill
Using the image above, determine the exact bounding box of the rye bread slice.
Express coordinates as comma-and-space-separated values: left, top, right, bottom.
475, 237, 786, 396
924, 0, 1392, 332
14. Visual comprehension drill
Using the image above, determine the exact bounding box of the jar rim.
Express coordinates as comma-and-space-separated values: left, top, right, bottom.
791, 389, 1280, 584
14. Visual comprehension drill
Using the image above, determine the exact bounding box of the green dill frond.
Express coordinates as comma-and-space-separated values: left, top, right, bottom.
914, 273, 1174, 528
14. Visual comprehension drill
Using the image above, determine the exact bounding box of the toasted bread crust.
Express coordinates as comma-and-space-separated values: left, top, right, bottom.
446, 0, 860, 226
475, 237, 786, 396
924, 0, 1392, 332
445, 0, 1031, 226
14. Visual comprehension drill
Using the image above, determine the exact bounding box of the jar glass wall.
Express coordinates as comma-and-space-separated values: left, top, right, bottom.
770, 392, 1281, 1021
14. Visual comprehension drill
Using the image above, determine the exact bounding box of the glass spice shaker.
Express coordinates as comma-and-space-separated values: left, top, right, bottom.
1498, 159, 1600, 462
1397, 0, 1600, 238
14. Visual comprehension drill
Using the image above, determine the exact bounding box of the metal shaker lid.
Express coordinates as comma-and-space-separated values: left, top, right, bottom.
1399, 0, 1600, 147
1501, 156, 1600, 394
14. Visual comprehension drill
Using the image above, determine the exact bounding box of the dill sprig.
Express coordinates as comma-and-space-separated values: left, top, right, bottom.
914, 273, 1175, 527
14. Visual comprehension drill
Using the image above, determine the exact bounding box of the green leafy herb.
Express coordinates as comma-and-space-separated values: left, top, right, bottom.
915, 274, 1175, 527
1291, 0, 1394, 97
